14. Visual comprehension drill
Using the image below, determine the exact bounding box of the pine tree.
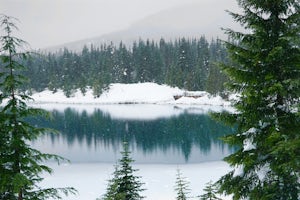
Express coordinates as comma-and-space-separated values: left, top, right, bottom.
174, 169, 191, 200
199, 181, 222, 200
216, 0, 300, 199
194, 36, 210, 91
0, 14, 76, 200
100, 165, 126, 200
101, 142, 145, 200
206, 39, 228, 95
177, 38, 193, 90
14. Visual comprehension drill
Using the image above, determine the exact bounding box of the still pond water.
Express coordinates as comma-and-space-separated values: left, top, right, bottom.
31, 104, 235, 164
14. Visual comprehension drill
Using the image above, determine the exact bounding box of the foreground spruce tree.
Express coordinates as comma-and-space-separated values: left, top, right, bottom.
216, 0, 300, 199
199, 181, 222, 200
174, 169, 191, 200
101, 142, 145, 200
0, 15, 76, 199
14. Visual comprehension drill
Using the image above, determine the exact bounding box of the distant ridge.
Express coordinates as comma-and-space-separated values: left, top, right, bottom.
44, 3, 241, 52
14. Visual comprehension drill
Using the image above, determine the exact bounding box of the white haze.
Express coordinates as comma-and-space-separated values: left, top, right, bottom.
0, 0, 238, 49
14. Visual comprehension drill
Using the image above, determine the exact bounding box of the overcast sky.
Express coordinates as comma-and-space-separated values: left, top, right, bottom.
0, 0, 238, 49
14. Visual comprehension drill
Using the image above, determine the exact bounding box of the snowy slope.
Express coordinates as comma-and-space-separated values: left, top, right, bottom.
29, 82, 231, 106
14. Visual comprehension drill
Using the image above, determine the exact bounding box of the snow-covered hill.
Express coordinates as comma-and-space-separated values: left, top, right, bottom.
29, 82, 230, 106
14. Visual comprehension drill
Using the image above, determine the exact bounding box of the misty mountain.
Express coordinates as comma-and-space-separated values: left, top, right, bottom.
45, 3, 241, 52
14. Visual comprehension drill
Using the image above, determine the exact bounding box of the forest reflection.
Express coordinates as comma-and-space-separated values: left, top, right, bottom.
30, 106, 235, 162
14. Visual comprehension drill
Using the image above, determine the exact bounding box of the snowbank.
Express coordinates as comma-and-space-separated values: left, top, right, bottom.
29, 82, 231, 106
41, 161, 231, 200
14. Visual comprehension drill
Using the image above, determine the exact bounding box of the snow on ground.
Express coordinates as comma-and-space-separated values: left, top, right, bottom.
41, 161, 231, 200
29, 82, 231, 106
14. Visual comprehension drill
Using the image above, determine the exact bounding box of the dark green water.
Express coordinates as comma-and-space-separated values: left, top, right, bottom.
30, 105, 235, 164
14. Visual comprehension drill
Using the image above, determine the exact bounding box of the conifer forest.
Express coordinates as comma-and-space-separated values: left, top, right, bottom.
22, 37, 229, 96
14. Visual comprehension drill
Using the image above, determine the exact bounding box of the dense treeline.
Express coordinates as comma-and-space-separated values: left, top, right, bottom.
22, 37, 229, 96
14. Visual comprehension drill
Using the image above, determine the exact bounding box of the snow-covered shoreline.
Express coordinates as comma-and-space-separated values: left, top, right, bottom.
28, 82, 231, 106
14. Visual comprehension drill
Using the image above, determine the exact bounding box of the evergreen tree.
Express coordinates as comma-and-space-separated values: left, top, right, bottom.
206, 39, 228, 95
0, 14, 76, 200
46, 52, 60, 92
194, 36, 210, 91
216, 0, 300, 199
99, 165, 126, 200
199, 181, 222, 200
174, 169, 191, 200
101, 142, 145, 200
177, 38, 193, 89
116, 42, 133, 83
77, 45, 89, 94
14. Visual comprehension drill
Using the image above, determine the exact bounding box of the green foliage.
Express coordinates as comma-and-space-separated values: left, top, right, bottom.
101, 142, 145, 200
199, 181, 222, 200
217, 1, 300, 199
174, 169, 191, 200
206, 39, 229, 95
0, 14, 76, 200
22, 36, 229, 95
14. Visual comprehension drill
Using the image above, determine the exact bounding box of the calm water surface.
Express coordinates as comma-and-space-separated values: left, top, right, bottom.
31, 105, 235, 164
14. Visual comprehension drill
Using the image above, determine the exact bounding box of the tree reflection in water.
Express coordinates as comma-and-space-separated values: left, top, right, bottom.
29, 106, 235, 163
